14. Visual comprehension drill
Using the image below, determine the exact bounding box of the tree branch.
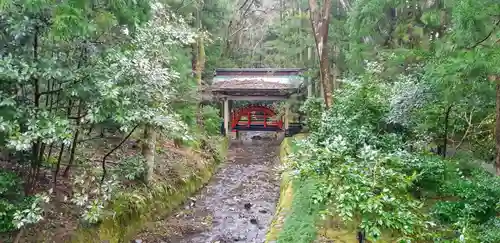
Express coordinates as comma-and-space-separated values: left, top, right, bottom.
467, 19, 500, 49
39, 88, 63, 96
100, 124, 139, 183
455, 109, 474, 150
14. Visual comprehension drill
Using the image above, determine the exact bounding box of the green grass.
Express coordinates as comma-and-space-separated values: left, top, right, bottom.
276, 135, 323, 243
277, 177, 322, 243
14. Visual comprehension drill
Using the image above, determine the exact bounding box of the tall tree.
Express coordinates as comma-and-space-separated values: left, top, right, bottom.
308, 0, 333, 108
496, 77, 500, 175
195, 0, 206, 127
142, 124, 156, 183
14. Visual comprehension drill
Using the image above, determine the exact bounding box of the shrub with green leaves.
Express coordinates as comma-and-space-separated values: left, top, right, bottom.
70, 172, 119, 224
202, 105, 222, 136
433, 169, 500, 224
0, 170, 47, 233
12, 193, 49, 230
299, 97, 324, 132
293, 75, 500, 241
293, 80, 427, 241
113, 155, 146, 181
0, 170, 23, 232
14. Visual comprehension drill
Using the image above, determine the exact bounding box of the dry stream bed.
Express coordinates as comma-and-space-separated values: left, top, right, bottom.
153, 132, 281, 243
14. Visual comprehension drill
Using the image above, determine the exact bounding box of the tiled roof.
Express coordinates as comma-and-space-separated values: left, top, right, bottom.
215, 68, 304, 73
211, 79, 295, 90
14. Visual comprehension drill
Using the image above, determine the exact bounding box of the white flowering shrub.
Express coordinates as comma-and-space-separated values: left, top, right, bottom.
86, 1, 197, 138
386, 72, 429, 127
12, 192, 50, 229
70, 171, 119, 224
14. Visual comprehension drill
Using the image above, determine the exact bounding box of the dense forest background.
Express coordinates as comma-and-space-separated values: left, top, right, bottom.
1, 0, 500, 242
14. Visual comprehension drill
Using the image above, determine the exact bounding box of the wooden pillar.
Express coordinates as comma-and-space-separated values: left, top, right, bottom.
284, 105, 290, 130
223, 98, 229, 136
247, 111, 251, 128
307, 47, 313, 98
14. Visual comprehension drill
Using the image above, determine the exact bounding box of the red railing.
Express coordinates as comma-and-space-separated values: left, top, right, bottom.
230, 105, 283, 130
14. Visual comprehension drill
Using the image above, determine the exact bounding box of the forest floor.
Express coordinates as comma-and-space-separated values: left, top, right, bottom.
0, 131, 221, 243
136, 132, 282, 243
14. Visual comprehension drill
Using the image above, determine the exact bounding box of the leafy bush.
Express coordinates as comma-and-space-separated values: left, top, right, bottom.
474, 218, 500, 243
0, 170, 22, 199
433, 169, 500, 224
202, 105, 221, 136
292, 76, 500, 241
113, 155, 146, 181
12, 194, 49, 230
299, 97, 324, 132
293, 81, 427, 240
392, 152, 447, 196
0, 170, 23, 232
71, 171, 119, 224
0, 170, 48, 233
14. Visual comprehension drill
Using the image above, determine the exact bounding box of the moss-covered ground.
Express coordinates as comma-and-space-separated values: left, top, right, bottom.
267, 135, 358, 243
71, 137, 228, 243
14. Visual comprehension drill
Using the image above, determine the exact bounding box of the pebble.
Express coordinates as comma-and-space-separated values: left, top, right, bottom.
244, 203, 252, 210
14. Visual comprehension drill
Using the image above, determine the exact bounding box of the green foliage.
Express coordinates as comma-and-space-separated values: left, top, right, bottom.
113, 155, 146, 181
295, 65, 500, 241
344, 0, 500, 153
0, 0, 232, 235
474, 218, 500, 243
0, 170, 23, 232
295, 80, 421, 240
278, 177, 321, 243
433, 169, 500, 224
299, 97, 324, 132
0, 170, 46, 232
202, 105, 222, 136
0, 170, 21, 199
70, 172, 119, 224
12, 193, 49, 229
0, 0, 198, 148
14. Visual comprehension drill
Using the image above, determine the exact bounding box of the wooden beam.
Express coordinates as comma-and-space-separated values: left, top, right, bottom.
219, 95, 288, 101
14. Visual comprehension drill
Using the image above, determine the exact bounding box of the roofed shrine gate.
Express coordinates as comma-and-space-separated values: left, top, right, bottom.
207, 68, 304, 137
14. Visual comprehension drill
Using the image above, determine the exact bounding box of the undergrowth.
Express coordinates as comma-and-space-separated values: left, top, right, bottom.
276, 137, 322, 243
277, 177, 322, 243
71, 136, 228, 242
292, 76, 500, 242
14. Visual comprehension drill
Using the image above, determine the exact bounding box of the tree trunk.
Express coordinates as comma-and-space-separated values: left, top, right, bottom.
195, 1, 205, 127
63, 100, 83, 177
496, 82, 500, 175
142, 124, 157, 183
319, 49, 332, 106
13, 228, 23, 243
307, 47, 313, 97
308, 0, 333, 108
53, 143, 65, 190
441, 105, 452, 158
